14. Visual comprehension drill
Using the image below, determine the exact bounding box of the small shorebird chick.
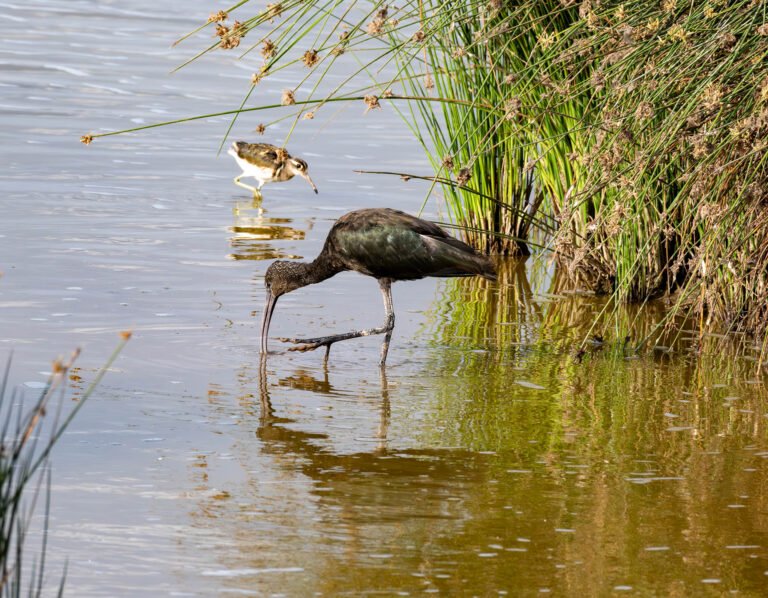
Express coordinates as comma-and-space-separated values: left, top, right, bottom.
228, 141, 318, 195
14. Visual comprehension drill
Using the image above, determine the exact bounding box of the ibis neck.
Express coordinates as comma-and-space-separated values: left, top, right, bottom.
292, 253, 341, 288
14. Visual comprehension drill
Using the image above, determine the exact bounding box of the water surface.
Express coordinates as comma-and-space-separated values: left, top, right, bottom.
2, 1, 768, 595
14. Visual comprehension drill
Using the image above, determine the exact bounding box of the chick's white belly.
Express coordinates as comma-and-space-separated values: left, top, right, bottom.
230, 152, 275, 182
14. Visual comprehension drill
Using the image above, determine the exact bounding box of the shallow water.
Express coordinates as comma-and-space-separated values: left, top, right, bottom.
3, 1, 768, 596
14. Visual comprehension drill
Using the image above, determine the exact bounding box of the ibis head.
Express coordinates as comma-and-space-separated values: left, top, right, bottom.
261, 259, 338, 354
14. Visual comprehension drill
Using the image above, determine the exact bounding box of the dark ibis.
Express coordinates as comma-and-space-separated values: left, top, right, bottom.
228, 141, 318, 195
261, 208, 496, 366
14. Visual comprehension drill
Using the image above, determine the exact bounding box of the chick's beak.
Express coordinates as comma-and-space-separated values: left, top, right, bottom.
261, 292, 278, 354
300, 171, 318, 194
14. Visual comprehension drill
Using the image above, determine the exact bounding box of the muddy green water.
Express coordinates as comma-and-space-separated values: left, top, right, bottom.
2, 1, 768, 596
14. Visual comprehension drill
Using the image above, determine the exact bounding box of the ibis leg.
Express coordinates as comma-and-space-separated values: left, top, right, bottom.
379, 280, 395, 366
323, 344, 331, 366
280, 279, 396, 365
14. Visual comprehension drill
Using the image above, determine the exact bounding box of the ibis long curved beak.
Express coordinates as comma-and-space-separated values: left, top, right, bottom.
300, 171, 318, 194
260, 292, 279, 354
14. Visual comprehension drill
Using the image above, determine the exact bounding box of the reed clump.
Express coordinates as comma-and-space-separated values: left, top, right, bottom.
558, 0, 768, 337
0, 337, 128, 596
87, 0, 768, 341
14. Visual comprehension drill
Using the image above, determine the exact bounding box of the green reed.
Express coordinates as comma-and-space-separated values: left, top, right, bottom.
0, 336, 129, 596
560, 0, 768, 333
393, 0, 595, 255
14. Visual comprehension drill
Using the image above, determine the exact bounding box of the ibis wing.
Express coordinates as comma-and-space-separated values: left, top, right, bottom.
331, 216, 495, 280
420, 235, 497, 280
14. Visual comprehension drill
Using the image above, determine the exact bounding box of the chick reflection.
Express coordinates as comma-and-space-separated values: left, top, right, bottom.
228, 197, 311, 261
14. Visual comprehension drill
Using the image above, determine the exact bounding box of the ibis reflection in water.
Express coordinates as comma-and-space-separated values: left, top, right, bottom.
228, 141, 318, 196
261, 208, 496, 366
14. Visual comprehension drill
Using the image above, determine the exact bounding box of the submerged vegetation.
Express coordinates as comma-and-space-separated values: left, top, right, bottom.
83, 0, 768, 354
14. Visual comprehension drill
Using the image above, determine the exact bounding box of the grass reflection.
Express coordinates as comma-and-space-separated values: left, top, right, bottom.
419, 256, 768, 453
188, 265, 768, 596
184, 335, 768, 597
402, 259, 768, 593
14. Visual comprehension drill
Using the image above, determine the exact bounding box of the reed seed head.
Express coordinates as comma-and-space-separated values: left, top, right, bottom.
504, 97, 522, 121
590, 70, 605, 91
218, 21, 246, 49
667, 24, 689, 44
367, 19, 383, 35
266, 3, 283, 21
80, 134, 93, 145
641, 17, 660, 38
718, 32, 737, 50
456, 167, 471, 186
251, 65, 269, 86
702, 83, 722, 110
261, 39, 277, 59
302, 49, 319, 67
281, 89, 295, 105
539, 30, 555, 49
690, 132, 712, 158
759, 77, 768, 103
635, 101, 654, 120
208, 11, 227, 23
255, 124, 266, 135
364, 95, 381, 113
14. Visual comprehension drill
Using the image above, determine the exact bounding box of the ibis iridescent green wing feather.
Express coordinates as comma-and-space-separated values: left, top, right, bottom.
327, 208, 495, 281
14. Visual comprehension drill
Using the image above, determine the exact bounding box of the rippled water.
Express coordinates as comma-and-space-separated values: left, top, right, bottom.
3, 1, 768, 595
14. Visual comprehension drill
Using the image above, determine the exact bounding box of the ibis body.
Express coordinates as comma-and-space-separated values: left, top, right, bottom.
261, 208, 496, 365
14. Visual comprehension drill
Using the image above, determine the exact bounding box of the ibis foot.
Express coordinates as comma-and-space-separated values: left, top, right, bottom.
279, 322, 394, 363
